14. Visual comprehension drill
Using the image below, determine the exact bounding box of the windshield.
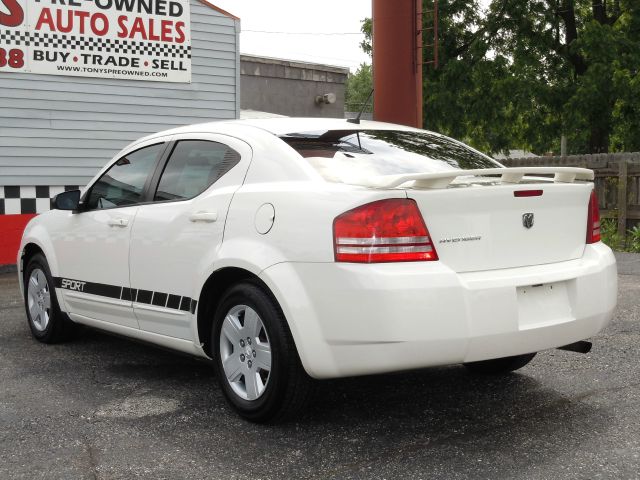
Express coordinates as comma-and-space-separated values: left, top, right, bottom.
280, 129, 502, 183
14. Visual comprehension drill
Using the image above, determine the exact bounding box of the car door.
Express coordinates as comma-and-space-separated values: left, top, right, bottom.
52, 140, 168, 329
128, 133, 252, 339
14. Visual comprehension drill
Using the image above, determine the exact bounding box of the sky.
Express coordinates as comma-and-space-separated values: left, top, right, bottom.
209, 0, 372, 71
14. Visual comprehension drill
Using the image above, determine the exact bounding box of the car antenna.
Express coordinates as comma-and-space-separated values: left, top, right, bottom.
347, 89, 374, 124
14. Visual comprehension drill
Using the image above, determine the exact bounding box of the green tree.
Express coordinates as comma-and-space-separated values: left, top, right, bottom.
345, 19, 373, 114
345, 63, 373, 113
360, 0, 640, 155
360, 17, 372, 57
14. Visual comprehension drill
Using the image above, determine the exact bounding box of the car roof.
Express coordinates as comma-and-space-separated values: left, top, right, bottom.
137, 118, 421, 142
122, 118, 434, 155
222, 118, 423, 135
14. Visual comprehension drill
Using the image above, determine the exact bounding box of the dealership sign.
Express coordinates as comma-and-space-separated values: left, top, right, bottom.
0, 0, 191, 82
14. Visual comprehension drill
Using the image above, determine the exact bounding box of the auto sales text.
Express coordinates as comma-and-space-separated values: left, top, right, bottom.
32, 0, 187, 43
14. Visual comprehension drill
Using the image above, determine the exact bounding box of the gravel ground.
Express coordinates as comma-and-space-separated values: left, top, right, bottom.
0, 257, 638, 480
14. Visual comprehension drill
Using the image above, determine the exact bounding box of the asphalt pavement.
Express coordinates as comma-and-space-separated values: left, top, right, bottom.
1, 256, 639, 479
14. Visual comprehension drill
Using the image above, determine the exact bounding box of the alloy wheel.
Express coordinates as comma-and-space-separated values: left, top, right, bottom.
219, 305, 272, 401
27, 268, 51, 332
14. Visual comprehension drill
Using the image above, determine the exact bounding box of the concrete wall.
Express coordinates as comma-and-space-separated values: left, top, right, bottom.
0, 0, 240, 187
240, 55, 348, 118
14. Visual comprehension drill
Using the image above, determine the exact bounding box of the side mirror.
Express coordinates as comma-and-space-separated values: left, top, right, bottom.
53, 190, 81, 211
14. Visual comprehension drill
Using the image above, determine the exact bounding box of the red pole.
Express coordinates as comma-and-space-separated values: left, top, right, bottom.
372, 0, 423, 128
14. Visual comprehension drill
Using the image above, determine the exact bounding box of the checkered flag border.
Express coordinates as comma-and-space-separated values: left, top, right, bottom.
0, 186, 80, 215
0, 30, 191, 59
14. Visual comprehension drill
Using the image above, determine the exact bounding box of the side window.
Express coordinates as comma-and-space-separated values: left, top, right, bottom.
85, 143, 164, 210
154, 140, 241, 202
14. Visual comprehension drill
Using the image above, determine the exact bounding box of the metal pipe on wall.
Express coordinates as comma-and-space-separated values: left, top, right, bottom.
372, 0, 423, 128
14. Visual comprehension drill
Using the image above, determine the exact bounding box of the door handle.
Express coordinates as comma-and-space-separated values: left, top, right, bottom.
189, 211, 218, 223
108, 218, 129, 227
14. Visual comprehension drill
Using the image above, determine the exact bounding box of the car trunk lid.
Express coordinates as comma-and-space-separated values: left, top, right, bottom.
406, 181, 592, 273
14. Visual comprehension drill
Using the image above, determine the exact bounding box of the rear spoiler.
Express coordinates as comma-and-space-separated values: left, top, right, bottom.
361, 167, 595, 189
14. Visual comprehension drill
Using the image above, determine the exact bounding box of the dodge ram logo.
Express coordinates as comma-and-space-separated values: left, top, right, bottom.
522, 213, 534, 229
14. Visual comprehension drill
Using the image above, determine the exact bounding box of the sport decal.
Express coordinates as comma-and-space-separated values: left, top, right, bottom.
53, 277, 198, 313
0, 0, 191, 82
60, 278, 86, 291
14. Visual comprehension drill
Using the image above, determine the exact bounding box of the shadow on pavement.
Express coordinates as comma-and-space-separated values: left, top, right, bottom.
24, 325, 608, 478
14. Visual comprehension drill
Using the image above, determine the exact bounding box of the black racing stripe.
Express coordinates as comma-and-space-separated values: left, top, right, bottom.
167, 294, 181, 310
89, 283, 122, 299
53, 277, 121, 299
136, 290, 153, 304
152, 292, 168, 307
54, 277, 193, 313
179, 297, 191, 312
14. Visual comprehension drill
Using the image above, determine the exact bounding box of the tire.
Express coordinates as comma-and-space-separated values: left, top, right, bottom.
212, 281, 313, 423
464, 353, 536, 374
23, 253, 77, 343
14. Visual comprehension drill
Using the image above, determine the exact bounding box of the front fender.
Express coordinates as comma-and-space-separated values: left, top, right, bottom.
17, 218, 60, 301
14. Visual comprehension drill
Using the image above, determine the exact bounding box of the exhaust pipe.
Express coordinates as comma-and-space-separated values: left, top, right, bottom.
557, 340, 592, 354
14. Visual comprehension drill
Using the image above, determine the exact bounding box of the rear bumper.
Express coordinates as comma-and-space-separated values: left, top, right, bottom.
260, 243, 617, 379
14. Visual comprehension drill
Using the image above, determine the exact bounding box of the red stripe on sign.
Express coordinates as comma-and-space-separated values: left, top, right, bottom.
0, 214, 37, 266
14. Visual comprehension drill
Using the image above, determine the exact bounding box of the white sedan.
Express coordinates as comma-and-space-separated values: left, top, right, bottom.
18, 118, 617, 422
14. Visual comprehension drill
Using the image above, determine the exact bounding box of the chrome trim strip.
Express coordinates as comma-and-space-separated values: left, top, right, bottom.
337, 245, 433, 254
336, 236, 430, 245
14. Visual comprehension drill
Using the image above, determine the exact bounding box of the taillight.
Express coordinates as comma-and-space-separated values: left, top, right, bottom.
586, 190, 601, 243
333, 199, 438, 263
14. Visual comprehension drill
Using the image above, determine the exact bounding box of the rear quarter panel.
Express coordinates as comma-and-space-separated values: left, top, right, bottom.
217, 181, 408, 376
218, 182, 407, 270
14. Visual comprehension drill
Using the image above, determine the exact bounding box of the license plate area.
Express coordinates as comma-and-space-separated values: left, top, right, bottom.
517, 281, 574, 330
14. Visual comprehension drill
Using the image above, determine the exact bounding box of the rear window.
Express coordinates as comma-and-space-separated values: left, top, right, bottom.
280, 130, 500, 183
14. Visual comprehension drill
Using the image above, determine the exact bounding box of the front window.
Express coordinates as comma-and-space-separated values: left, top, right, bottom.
85, 143, 164, 210
280, 130, 501, 183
